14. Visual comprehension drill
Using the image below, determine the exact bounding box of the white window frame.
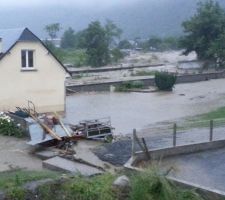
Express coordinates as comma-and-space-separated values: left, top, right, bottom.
21, 49, 35, 70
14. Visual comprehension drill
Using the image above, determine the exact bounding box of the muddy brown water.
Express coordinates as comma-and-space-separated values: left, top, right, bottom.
66, 79, 225, 135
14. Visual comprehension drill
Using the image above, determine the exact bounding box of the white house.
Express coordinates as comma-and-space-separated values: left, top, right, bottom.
0, 28, 69, 113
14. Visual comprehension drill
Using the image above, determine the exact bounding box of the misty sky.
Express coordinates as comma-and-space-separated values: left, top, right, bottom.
0, 0, 140, 8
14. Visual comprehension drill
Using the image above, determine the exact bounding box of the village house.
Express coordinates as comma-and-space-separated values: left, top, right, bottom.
0, 28, 69, 113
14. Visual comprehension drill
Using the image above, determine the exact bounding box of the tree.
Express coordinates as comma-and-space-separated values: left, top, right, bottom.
111, 48, 124, 63
104, 19, 122, 47
83, 20, 122, 67
85, 21, 110, 67
44, 40, 64, 61
207, 33, 225, 67
148, 36, 162, 50
61, 27, 76, 49
181, 0, 225, 64
73, 30, 88, 49
45, 23, 61, 39
118, 40, 133, 49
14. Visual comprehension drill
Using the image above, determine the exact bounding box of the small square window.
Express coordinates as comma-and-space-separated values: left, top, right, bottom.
21, 50, 34, 68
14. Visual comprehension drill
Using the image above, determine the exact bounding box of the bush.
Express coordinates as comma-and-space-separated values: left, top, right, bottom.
0, 112, 24, 137
116, 81, 144, 92
130, 169, 203, 200
155, 72, 177, 91
1, 170, 204, 200
38, 174, 116, 200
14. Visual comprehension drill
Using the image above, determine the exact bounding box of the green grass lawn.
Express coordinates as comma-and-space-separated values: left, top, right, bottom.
0, 169, 203, 200
177, 107, 225, 131
0, 170, 60, 190
197, 106, 225, 120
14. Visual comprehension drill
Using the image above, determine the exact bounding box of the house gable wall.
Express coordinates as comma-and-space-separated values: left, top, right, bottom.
0, 41, 66, 112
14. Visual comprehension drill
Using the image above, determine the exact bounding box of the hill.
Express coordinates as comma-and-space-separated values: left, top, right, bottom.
0, 0, 225, 39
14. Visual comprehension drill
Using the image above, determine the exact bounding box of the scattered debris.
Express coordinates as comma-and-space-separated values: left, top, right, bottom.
1, 101, 116, 175
70, 117, 113, 140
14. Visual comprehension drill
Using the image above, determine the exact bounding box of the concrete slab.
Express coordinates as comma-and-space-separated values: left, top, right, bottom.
35, 150, 59, 160
153, 147, 225, 193
43, 156, 103, 176
74, 140, 109, 169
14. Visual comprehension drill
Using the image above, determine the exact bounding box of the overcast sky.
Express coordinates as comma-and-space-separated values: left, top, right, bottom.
0, 0, 140, 8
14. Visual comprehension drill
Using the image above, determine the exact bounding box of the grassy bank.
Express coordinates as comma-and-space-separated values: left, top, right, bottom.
196, 107, 225, 120
115, 81, 145, 92
178, 106, 225, 130
0, 169, 204, 200
0, 170, 59, 190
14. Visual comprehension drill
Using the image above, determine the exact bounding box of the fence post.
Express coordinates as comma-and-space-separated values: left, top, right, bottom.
132, 129, 135, 157
141, 138, 151, 160
133, 129, 150, 160
210, 120, 213, 142
173, 123, 177, 147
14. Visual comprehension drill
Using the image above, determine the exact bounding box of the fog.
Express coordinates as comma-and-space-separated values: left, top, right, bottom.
0, 0, 140, 8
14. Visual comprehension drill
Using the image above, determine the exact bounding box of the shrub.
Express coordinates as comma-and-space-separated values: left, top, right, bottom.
0, 112, 24, 137
116, 81, 144, 92
38, 174, 116, 200
6, 187, 26, 200
130, 169, 203, 200
155, 72, 177, 91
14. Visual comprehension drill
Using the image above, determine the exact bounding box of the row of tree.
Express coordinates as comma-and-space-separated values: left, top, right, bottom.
180, 0, 225, 67
44, 0, 225, 68
45, 20, 123, 67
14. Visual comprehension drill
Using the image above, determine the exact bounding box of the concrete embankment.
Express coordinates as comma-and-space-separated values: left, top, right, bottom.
68, 63, 164, 76
66, 71, 225, 93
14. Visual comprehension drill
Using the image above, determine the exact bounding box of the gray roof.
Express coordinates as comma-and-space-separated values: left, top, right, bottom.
0, 27, 39, 52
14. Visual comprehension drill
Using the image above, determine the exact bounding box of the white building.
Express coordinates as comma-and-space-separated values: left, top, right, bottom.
0, 28, 69, 113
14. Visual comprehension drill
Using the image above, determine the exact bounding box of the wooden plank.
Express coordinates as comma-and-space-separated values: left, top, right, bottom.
54, 112, 72, 137
29, 112, 62, 141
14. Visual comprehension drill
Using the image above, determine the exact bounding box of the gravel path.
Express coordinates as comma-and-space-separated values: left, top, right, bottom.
93, 140, 132, 166
94, 126, 225, 166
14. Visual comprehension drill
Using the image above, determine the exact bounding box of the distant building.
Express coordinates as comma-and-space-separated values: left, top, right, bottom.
0, 28, 69, 113
44, 38, 61, 48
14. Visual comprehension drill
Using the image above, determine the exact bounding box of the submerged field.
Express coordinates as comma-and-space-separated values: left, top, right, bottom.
66, 79, 225, 135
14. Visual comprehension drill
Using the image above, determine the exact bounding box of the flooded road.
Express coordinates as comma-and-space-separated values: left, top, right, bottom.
66, 79, 225, 135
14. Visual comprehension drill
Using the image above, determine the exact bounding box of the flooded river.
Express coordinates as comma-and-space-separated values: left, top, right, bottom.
66, 79, 225, 135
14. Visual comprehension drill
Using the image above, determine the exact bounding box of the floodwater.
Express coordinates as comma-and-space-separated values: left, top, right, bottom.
66, 79, 225, 135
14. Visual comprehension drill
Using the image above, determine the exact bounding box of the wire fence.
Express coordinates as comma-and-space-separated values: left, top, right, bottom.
132, 118, 225, 155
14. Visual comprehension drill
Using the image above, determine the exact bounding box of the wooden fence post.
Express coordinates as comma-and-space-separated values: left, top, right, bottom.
210, 120, 213, 142
141, 138, 151, 160
132, 129, 135, 157
173, 123, 177, 147
133, 129, 150, 160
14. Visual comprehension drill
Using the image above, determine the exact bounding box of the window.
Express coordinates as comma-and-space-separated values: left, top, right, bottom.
21, 50, 34, 68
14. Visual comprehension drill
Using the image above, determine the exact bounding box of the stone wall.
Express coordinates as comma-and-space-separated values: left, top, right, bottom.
67, 71, 225, 93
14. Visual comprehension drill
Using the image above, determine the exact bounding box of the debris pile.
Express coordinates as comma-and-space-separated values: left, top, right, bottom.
6, 101, 114, 175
